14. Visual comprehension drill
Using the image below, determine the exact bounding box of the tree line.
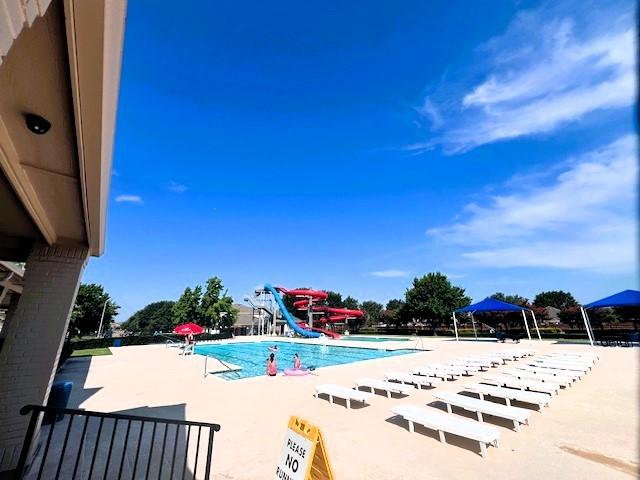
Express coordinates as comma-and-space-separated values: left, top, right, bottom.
69, 273, 636, 338
122, 277, 238, 335
286, 273, 637, 332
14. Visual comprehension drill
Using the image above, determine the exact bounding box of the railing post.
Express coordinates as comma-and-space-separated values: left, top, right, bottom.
14, 407, 40, 480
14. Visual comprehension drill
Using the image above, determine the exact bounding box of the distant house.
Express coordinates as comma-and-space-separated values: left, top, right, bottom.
543, 306, 561, 325
232, 304, 287, 335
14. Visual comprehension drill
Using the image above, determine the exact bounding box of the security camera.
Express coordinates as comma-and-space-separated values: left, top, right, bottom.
24, 113, 51, 135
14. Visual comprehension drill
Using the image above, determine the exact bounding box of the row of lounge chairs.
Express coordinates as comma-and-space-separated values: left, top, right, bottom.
314, 350, 597, 458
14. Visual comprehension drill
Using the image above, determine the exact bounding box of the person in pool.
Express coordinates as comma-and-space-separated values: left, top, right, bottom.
266, 353, 277, 376
293, 353, 302, 370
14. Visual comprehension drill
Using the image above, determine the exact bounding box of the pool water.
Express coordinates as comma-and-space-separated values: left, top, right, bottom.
341, 336, 410, 342
194, 341, 416, 380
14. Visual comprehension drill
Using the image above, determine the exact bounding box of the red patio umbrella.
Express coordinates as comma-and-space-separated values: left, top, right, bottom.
173, 323, 205, 335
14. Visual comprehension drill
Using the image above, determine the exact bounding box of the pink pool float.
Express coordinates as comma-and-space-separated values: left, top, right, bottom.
283, 368, 311, 376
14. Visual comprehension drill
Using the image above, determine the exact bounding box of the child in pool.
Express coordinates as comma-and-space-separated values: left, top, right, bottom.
293, 353, 301, 370
266, 353, 277, 376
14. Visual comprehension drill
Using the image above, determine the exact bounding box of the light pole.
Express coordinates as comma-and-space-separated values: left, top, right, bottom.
96, 299, 108, 338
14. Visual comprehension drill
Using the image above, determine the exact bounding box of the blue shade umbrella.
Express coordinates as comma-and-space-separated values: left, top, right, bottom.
584, 290, 640, 309
581, 290, 640, 346
452, 298, 540, 342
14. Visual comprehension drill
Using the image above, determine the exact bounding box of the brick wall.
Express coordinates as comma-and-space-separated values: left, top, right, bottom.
0, 243, 88, 471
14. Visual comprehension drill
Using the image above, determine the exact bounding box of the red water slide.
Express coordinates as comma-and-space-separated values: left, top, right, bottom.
276, 286, 364, 338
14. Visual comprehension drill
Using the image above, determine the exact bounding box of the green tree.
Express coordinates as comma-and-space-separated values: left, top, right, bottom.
533, 290, 578, 309
360, 300, 383, 326
70, 283, 119, 337
207, 296, 239, 329
490, 292, 530, 307
122, 301, 175, 334
201, 277, 224, 328
386, 299, 405, 312
200, 277, 238, 329
403, 273, 470, 323
325, 291, 343, 308
558, 306, 582, 326
342, 296, 359, 310
172, 286, 203, 325
332, 296, 360, 331
382, 299, 405, 325
481, 293, 531, 331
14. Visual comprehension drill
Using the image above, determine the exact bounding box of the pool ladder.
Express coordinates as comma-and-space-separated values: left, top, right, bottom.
203, 353, 239, 378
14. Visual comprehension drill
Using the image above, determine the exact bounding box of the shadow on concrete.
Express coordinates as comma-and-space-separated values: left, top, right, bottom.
313, 394, 370, 410
21, 358, 218, 479
55, 356, 102, 407
426, 400, 517, 432
457, 390, 542, 412
384, 414, 485, 458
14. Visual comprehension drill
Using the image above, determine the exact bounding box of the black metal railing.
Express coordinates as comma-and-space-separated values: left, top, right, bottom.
15, 405, 221, 480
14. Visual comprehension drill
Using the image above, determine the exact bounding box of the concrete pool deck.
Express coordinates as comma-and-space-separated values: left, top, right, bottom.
55, 337, 638, 479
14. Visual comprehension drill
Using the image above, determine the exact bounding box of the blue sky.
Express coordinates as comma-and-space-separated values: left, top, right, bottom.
84, 0, 638, 320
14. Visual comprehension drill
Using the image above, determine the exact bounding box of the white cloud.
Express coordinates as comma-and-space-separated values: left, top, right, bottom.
428, 135, 638, 274
371, 270, 410, 278
416, 98, 443, 129
167, 181, 187, 193
412, 2, 636, 153
115, 195, 143, 204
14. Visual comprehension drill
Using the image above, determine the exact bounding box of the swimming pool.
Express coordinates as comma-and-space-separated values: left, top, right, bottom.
341, 336, 410, 342
194, 341, 416, 380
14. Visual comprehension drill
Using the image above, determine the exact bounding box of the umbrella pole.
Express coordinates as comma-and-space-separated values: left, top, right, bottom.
452, 312, 459, 342
521, 310, 531, 340
470, 313, 478, 340
580, 306, 595, 346
521, 310, 532, 340
531, 311, 542, 341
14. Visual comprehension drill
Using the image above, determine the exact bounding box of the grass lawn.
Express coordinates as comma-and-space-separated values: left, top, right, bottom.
71, 347, 112, 357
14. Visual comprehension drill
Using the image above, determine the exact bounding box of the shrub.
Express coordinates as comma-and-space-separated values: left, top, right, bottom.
70, 332, 232, 350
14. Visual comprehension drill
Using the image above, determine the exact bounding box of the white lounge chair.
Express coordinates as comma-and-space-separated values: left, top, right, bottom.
464, 383, 551, 410
482, 374, 561, 395
314, 384, 373, 408
434, 392, 531, 432
483, 353, 513, 363
457, 357, 495, 369
535, 357, 593, 369
529, 360, 589, 373
504, 369, 573, 388
507, 349, 535, 357
541, 355, 597, 366
411, 366, 457, 380
515, 365, 580, 382
472, 356, 505, 366
429, 363, 471, 376
446, 362, 482, 374
537, 356, 592, 366
545, 351, 598, 362
391, 405, 500, 458
354, 378, 413, 398
384, 372, 443, 389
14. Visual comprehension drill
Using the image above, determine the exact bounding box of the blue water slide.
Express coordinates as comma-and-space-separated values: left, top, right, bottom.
263, 284, 321, 338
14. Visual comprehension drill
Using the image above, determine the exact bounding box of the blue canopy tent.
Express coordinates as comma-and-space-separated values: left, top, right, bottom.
453, 298, 541, 342
581, 290, 640, 346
